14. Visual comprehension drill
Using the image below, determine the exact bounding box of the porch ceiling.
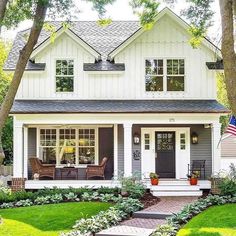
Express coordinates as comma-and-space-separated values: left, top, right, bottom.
10, 99, 229, 114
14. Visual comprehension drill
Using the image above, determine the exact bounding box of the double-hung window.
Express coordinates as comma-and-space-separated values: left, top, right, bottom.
167, 59, 185, 91
145, 58, 185, 92
145, 59, 164, 91
56, 59, 74, 92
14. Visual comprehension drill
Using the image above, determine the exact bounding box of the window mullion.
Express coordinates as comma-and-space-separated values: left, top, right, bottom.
163, 59, 167, 92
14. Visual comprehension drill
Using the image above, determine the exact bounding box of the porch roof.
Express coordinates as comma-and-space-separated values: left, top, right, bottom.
10, 99, 229, 114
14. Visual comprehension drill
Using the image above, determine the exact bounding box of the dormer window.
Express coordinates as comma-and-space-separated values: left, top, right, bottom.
145, 58, 185, 92
56, 60, 74, 92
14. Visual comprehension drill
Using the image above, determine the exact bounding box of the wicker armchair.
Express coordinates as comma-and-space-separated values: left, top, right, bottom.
86, 157, 108, 180
29, 157, 55, 180
188, 160, 206, 180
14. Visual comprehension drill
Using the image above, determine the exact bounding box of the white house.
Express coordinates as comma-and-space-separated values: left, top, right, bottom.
4, 8, 228, 195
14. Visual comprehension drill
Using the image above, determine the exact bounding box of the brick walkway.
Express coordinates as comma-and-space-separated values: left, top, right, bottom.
120, 197, 197, 229
97, 197, 198, 235
143, 196, 198, 213
121, 218, 166, 229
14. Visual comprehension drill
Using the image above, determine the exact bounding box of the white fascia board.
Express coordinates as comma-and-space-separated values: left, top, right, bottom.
31, 28, 100, 60
13, 113, 221, 125
109, 7, 221, 59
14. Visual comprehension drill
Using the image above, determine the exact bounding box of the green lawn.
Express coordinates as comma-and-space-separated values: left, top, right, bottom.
0, 202, 112, 236
178, 204, 236, 236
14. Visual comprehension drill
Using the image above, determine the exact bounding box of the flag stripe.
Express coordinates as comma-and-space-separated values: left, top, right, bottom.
224, 115, 236, 137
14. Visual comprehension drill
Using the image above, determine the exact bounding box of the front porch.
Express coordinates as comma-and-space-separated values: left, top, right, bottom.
13, 113, 222, 192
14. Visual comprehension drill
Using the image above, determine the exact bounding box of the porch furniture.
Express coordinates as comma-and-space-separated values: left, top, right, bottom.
188, 160, 206, 180
59, 167, 78, 180
86, 157, 108, 180
29, 157, 55, 180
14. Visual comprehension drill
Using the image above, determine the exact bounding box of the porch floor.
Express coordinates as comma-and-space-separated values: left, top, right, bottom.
25, 179, 211, 190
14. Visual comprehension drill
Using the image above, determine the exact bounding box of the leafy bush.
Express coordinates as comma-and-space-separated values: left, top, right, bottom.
152, 224, 178, 236
219, 163, 236, 196
61, 197, 143, 236
15, 199, 33, 207
64, 192, 78, 201
34, 196, 51, 205
119, 173, 146, 199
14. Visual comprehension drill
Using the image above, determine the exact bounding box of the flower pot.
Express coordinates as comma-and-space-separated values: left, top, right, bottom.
189, 178, 198, 185
151, 178, 159, 185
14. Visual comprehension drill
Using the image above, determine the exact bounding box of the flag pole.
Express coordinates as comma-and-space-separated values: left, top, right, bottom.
216, 115, 231, 149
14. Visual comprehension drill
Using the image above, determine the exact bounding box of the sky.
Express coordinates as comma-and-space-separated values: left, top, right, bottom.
1, 0, 221, 46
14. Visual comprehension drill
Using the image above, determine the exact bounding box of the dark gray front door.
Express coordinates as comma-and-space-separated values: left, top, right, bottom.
155, 132, 175, 178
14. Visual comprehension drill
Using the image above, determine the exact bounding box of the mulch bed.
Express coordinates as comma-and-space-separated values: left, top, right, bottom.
140, 192, 160, 209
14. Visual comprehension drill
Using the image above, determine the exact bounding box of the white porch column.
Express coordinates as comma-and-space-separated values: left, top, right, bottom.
212, 122, 222, 174
123, 123, 133, 177
23, 126, 28, 179
113, 124, 118, 179
13, 120, 24, 178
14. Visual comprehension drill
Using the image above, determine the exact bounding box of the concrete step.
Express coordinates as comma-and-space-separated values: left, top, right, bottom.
150, 185, 200, 191
151, 190, 203, 197
96, 226, 153, 236
133, 211, 172, 219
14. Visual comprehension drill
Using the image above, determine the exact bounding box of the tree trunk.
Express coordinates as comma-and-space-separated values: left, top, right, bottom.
0, 1, 48, 162
219, 0, 236, 115
0, 0, 8, 34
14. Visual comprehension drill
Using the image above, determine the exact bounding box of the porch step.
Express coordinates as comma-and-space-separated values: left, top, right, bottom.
133, 211, 172, 219
151, 190, 202, 197
150, 185, 200, 191
96, 226, 153, 236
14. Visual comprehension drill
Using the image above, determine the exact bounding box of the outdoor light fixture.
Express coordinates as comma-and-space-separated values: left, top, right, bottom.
133, 133, 140, 145
191, 132, 199, 144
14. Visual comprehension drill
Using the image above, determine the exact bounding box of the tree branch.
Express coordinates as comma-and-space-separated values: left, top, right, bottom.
0, 0, 8, 34
219, 0, 236, 114
0, 1, 48, 130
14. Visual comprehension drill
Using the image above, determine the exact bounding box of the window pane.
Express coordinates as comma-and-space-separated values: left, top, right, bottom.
167, 76, 184, 91
145, 59, 157, 75
56, 77, 74, 92
146, 76, 163, 91
79, 147, 95, 164
59, 147, 76, 164
39, 147, 56, 164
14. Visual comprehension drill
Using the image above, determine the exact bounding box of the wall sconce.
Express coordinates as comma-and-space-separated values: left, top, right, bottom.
133, 133, 140, 145
191, 132, 199, 144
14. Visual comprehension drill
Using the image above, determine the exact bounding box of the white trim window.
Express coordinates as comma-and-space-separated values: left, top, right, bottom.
145, 59, 164, 91
56, 59, 74, 92
78, 129, 96, 165
145, 58, 185, 92
39, 129, 57, 164
167, 59, 185, 91
38, 127, 97, 166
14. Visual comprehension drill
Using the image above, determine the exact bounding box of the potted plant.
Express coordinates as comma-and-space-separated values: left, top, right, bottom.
187, 171, 199, 185
149, 172, 159, 185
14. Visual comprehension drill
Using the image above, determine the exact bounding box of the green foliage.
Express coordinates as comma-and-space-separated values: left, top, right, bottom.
129, 0, 160, 29
219, 163, 236, 196
153, 194, 236, 236
181, 0, 214, 48
120, 173, 146, 199
64, 198, 143, 235
178, 204, 236, 236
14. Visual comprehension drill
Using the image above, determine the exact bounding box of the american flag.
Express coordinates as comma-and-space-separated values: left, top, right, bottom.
225, 115, 236, 136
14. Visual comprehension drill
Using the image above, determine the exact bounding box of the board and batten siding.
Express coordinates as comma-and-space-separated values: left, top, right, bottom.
16, 14, 217, 100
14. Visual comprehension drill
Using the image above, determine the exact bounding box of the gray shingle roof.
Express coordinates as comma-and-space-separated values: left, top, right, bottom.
4, 21, 140, 70
84, 61, 125, 71
10, 100, 229, 114
206, 60, 224, 70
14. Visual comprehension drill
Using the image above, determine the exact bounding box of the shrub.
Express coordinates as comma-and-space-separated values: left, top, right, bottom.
34, 196, 51, 205
15, 199, 33, 207
120, 173, 146, 199
61, 197, 144, 236
219, 163, 236, 196
64, 192, 78, 201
